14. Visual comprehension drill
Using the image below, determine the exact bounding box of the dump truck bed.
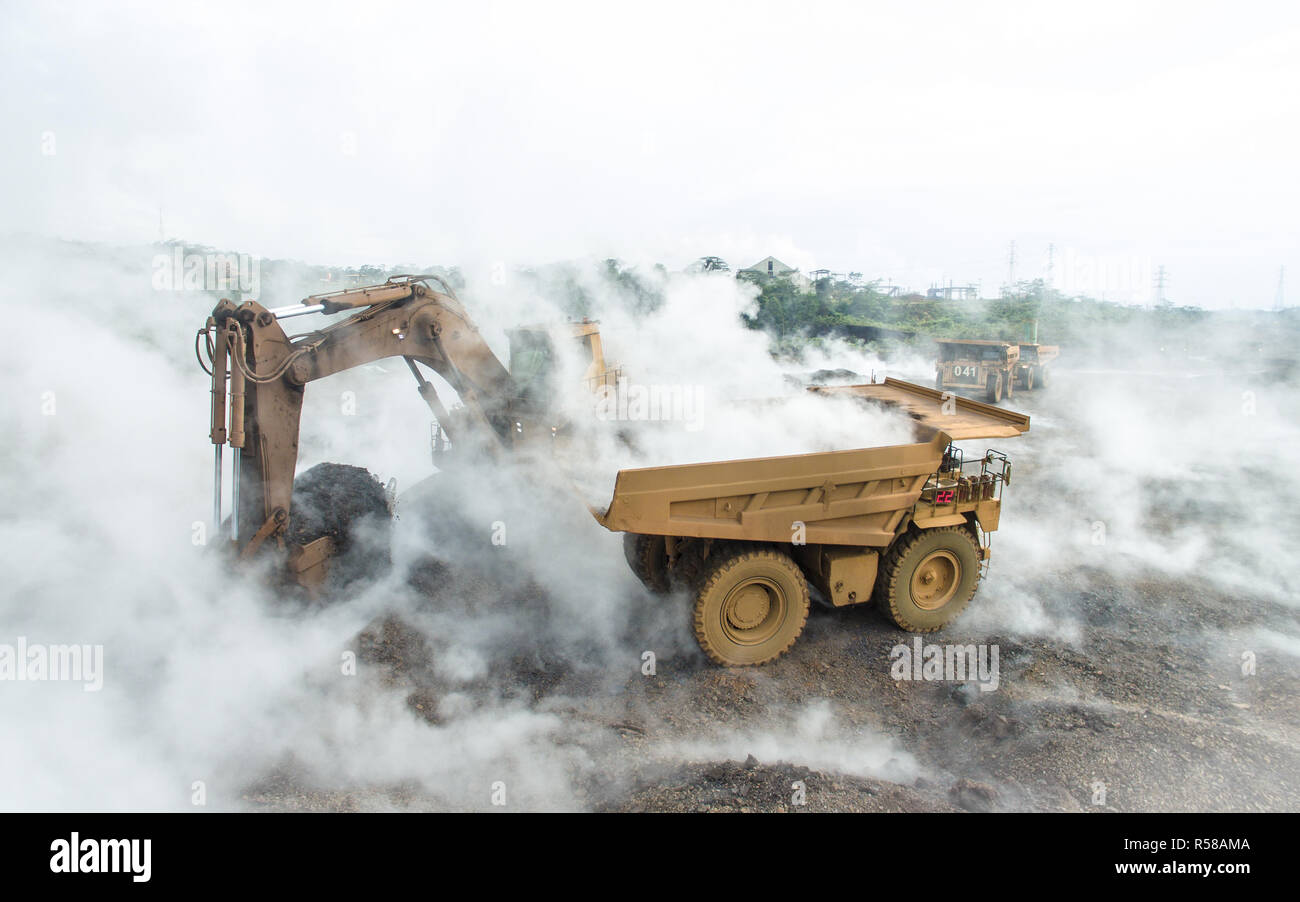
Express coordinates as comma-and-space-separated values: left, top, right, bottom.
810, 377, 1030, 439
1017, 343, 1060, 365
596, 378, 1029, 547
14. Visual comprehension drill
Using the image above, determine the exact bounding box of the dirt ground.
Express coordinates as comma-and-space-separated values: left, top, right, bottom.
241, 569, 1298, 812
242, 369, 1300, 813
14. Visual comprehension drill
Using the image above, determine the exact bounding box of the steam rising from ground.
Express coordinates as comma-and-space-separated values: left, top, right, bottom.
0, 238, 606, 810
1, 237, 1297, 810
963, 341, 1300, 648
665, 700, 919, 784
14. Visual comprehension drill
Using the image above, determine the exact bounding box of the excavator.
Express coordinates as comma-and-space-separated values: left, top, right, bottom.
197, 274, 612, 589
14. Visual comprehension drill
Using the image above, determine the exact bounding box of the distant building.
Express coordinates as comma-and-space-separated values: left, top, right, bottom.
737, 256, 811, 289
740, 256, 796, 278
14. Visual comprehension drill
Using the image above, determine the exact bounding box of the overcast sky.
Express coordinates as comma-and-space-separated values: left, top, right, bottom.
2, 0, 1297, 307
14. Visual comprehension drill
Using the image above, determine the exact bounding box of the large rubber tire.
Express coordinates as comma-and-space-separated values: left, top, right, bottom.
623, 533, 670, 594
692, 547, 810, 666
289, 463, 392, 589
875, 526, 981, 632
1023, 367, 1035, 391
986, 374, 1002, 403
1004, 371, 1014, 398
1036, 366, 1049, 388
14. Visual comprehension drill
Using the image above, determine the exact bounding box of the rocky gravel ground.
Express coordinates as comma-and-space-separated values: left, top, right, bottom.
244, 368, 1300, 812
242, 548, 1299, 813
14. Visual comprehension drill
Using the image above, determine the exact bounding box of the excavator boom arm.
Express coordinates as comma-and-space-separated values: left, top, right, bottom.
201, 277, 522, 558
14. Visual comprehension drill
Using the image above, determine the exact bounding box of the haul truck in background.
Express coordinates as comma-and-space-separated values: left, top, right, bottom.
934, 339, 1020, 403
1014, 342, 1059, 390
198, 278, 1030, 668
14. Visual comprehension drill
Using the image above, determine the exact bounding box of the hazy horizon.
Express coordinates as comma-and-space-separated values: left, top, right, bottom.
2, 0, 1297, 309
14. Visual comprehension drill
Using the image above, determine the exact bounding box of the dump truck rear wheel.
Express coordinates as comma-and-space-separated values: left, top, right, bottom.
876, 526, 980, 632
623, 533, 670, 594
693, 548, 810, 666
986, 374, 1002, 403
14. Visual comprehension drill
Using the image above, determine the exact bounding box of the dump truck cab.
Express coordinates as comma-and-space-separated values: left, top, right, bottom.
935, 339, 1020, 403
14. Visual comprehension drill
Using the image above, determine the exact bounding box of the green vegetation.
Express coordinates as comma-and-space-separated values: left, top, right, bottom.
740, 274, 1214, 347
137, 235, 1291, 360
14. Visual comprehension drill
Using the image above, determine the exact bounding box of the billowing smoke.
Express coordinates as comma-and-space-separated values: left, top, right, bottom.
2, 236, 1297, 812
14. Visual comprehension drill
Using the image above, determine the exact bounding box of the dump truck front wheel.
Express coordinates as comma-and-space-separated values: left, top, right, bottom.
693, 548, 810, 666
986, 374, 1002, 403
1021, 367, 1034, 390
623, 533, 670, 593
876, 526, 980, 632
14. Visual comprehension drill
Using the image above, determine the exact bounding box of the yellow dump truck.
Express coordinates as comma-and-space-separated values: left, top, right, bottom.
1014, 343, 1059, 390
598, 378, 1029, 665
935, 339, 1020, 403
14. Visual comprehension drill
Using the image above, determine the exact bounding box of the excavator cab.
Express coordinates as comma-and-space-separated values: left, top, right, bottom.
506, 327, 561, 410
506, 319, 621, 409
